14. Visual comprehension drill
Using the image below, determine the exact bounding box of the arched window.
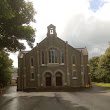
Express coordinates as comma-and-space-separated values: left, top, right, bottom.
31, 72, 35, 79
72, 70, 77, 79
31, 57, 34, 66
48, 48, 57, 63
41, 51, 44, 64
72, 55, 76, 65
61, 50, 64, 64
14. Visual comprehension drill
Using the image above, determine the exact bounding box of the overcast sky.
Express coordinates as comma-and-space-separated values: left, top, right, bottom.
10, 0, 110, 67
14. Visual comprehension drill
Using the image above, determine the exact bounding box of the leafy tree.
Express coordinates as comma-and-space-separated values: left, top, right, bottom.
90, 47, 110, 83
89, 56, 99, 82
0, 49, 13, 87
0, 0, 36, 52
98, 47, 110, 83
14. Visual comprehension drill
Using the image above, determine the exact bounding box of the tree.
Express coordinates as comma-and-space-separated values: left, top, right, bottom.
89, 47, 110, 83
98, 47, 110, 83
0, 0, 36, 52
89, 56, 99, 82
0, 49, 13, 87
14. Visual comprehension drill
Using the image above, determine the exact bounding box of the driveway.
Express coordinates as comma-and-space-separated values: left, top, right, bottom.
0, 85, 110, 110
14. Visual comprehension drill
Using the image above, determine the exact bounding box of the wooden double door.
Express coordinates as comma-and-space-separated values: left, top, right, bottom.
45, 72, 62, 87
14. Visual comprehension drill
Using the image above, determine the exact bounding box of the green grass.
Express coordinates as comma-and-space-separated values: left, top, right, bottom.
92, 82, 110, 87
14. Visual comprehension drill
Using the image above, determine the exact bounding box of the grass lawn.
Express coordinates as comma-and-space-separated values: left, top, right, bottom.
92, 82, 110, 87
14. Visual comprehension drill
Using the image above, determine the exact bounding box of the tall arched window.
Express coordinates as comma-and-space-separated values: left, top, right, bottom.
31, 57, 34, 66
48, 48, 57, 63
72, 70, 77, 79
72, 55, 76, 65
41, 51, 44, 64
61, 50, 64, 64
31, 72, 35, 80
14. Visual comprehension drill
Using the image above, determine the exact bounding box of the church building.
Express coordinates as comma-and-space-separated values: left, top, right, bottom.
17, 24, 91, 91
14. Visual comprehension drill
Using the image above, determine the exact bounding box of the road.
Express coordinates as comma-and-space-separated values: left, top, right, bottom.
0, 85, 110, 110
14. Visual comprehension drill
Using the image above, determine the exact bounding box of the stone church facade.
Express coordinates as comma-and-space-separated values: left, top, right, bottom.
17, 24, 91, 91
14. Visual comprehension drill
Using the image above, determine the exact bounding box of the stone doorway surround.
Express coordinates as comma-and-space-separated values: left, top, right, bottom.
45, 72, 52, 86
42, 70, 65, 87
55, 72, 62, 86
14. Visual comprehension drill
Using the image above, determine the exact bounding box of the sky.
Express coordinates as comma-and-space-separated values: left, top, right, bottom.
9, 0, 110, 67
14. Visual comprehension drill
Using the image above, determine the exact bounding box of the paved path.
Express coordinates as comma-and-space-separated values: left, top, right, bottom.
0, 85, 110, 110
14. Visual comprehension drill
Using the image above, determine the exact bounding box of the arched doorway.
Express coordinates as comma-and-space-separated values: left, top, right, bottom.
45, 72, 52, 86
56, 72, 62, 86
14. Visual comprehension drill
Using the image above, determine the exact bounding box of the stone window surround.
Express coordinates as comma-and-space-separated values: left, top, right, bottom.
81, 65, 84, 72
30, 56, 34, 67
48, 48, 58, 63
41, 50, 45, 65
46, 46, 59, 64
30, 72, 35, 81
72, 70, 77, 79
71, 54, 76, 65
60, 50, 65, 64
40, 47, 66, 66
30, 65, 35, 81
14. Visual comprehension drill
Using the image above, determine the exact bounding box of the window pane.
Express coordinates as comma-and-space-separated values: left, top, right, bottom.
49, 48, 58, 63
73, 56, 75, 64
55, 50, 57, 63
49, 50, 51, 63
31, 58, 34, 66
73, 71, 76, 77
42, 51, 44, 64
61, 50, 64, 63
52, 49, 54, 63
31, 73, 34, 79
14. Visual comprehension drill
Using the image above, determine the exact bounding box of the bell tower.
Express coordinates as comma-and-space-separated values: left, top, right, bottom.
47, 24, 57, 37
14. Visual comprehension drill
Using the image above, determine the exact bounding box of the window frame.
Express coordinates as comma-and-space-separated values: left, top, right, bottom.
60, 50, 64, 64
48, 48, 58, 64
30, 57, 34, 67
72, 70, 77, 79
30, 72, 35, 80
72, 55, 76, 66
41, 51, 45, 65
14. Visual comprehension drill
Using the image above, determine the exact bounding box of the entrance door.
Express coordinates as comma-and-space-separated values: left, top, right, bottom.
46, 77, 51, 86
45, 72, 51, 86
56, 72, 62, 86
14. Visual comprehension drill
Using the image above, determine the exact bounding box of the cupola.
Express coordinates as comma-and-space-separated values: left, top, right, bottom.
47, 24, 57, 37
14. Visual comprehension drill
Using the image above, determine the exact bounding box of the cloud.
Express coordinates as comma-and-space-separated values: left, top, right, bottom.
9, 0, 110, 67
62, 0, 110, 58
